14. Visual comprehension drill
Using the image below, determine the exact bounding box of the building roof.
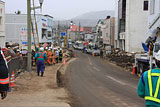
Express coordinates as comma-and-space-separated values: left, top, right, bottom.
44, 15, 54, 19
83, 27, 92, 33
68, 25, 84, 32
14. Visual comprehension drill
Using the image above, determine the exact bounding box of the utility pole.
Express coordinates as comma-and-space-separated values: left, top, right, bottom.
27, 0, 44, 72
78, 22, 81, 40
58, 21, 60, 45
27, 0, 32, 72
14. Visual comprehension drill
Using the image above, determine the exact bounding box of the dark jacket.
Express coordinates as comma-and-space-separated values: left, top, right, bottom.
0, 50, 9, 92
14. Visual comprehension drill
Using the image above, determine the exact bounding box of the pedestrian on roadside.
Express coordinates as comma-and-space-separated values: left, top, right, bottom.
59, 48, 63, 62
35, 47, 47, 77
0, 47, 9, 100
137, 50, 160, 107
100, 49, 103, 58
56, 49, 59, 63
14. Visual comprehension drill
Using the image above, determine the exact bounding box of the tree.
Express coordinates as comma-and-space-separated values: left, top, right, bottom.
15, 10, 21, 14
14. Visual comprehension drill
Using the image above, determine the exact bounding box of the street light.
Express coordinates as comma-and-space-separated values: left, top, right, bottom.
27, 0, 44, 72
39, 0, 44, 7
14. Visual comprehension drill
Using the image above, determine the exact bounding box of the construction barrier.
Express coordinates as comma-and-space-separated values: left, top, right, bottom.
92, 53, 95, 57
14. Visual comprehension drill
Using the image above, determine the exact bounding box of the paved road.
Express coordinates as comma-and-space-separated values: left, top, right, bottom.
66, 50, 145, 107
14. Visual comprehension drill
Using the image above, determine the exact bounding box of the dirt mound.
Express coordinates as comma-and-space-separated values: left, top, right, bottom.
106, 49, 135, 71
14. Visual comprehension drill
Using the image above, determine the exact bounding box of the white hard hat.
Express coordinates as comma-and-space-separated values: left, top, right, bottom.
155, 50, 160, 61
45, 47, 48, 50
40, 47, 44, 51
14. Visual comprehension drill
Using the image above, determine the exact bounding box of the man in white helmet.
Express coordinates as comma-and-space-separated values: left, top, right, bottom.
137, 50, 160, 107
35, 47, 47, 77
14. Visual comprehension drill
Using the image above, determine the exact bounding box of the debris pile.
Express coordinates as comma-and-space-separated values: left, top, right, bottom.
106, 49, 135, 71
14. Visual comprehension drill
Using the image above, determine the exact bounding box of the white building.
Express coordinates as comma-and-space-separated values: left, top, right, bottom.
6, 14, 53, 49
44, 15, 54, 43
115, 0, 149, 52
101, 17, 115, 47
84, 33, 94, 42
0, 1, 5, 48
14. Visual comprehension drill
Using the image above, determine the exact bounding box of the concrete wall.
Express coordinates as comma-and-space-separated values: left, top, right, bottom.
0, 1, 5, 48
125, 0, 149, 52
6, 14, 27, 44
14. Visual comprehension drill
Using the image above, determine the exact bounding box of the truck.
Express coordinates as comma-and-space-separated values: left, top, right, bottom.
135, 0, 160, 75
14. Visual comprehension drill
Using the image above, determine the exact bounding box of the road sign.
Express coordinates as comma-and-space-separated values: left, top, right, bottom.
61, 32, 66, 36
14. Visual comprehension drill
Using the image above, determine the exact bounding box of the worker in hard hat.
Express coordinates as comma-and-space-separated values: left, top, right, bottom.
0, 48, 9, 100
52, 48, 56, 64
59, 48, 63, 62
137, 50, 160, 107
56, 49, 59, 63
44, 47, 48, 65
35, 47, 47, 77
47, 48, 52, 65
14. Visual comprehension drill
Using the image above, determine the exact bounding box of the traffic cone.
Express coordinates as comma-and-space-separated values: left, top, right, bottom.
74, 53, 76, 57
32, 57, 35, 66
131, 64, 136, 75
10, 71, 15, 88
63, 58, 66, 65
92, 53, 95, 56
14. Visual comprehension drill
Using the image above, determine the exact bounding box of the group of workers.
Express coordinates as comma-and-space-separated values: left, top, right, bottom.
35, 47, 63, 77
0, 46, 64, 100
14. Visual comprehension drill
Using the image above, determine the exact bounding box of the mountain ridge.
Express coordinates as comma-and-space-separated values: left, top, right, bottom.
54, 10, 115, 27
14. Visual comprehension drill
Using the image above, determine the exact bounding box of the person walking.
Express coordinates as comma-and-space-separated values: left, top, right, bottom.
35, 47, 47, 77
59, 48, 63, 62
0, 48, 9, 100
47, 48, 52, 65
137, 50, 160, 107
56, 49, 59, 63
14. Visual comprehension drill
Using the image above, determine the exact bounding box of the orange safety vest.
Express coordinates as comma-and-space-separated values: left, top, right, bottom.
0, 51, 9, 85
0, 77, 9, 84
37, 52, 44, 58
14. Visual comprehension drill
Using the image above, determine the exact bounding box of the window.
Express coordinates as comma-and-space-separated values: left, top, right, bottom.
48, 31, 52, 37
150, 0, 155, 14
143, 1, 148, 11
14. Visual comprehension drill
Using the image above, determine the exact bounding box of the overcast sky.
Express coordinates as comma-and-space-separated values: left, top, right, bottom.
4, 0, 115, 20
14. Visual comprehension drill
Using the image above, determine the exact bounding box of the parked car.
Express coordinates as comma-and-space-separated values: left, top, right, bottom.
92, 48, 100, 56
86, 47, 93, 54
77, 43, 84, 50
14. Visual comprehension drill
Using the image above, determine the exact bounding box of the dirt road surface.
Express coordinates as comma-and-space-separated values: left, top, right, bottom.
0, 63, 70, 107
